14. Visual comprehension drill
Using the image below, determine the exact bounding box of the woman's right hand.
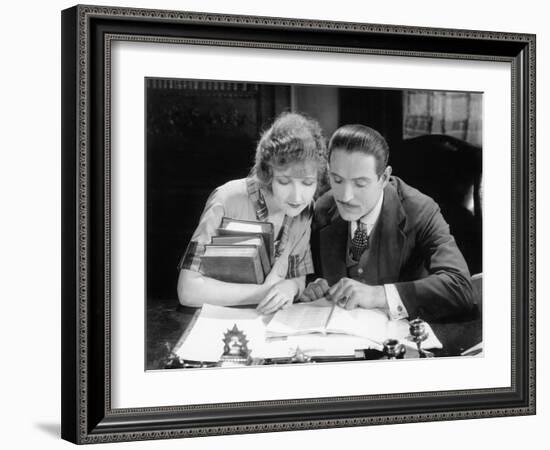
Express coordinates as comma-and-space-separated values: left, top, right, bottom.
257, 279, 298, 315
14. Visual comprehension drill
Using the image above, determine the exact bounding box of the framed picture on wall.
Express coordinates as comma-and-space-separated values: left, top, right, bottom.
61, 5, 535, 444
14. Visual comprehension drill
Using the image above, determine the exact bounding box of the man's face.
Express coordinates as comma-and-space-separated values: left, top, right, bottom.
329, 149, 390, 221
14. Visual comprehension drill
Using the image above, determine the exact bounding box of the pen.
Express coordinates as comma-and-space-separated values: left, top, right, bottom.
460, 341, 483, 356
323, 301, 337, 335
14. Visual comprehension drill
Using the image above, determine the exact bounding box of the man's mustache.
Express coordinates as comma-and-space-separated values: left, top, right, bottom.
336, 200, 359, 208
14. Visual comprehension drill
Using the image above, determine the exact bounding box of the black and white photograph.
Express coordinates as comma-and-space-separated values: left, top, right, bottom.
146, 79, 484, 370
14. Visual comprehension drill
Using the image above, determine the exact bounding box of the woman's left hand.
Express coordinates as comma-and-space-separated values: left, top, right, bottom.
256, 279, 298, 315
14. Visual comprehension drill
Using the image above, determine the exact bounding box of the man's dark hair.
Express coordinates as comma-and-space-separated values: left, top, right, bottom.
328, 124, 389, 177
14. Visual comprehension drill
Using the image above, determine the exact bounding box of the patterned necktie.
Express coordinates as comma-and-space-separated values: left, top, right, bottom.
350, 221, 369, 261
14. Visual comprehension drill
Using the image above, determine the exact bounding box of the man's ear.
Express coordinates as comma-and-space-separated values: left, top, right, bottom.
381, 165, 392, 186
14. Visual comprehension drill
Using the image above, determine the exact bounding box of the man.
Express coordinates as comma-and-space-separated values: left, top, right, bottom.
301, 124, 474, 321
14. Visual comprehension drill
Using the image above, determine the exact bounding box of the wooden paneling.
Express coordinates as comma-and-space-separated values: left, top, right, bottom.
146, 81, 290, 300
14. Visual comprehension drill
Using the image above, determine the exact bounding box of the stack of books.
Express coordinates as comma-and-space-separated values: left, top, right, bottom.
200, 217, 274, 284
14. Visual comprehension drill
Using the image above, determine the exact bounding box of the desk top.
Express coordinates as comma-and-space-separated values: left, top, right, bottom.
146, 297, 482, 370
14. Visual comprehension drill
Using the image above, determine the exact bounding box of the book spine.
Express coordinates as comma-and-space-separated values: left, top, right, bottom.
258, 243, 270, 276
201, 256, 262, 284
267, 233, 275, 265
254, 253, 265, 283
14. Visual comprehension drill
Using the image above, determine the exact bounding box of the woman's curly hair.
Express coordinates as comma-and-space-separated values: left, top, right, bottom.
252, 112, 328, 192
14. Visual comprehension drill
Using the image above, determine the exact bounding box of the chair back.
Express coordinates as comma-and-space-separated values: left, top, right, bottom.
391, 135, 482, 274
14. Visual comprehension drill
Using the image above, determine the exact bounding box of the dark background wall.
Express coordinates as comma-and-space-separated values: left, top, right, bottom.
147, 80, 291, 301
146, 79, 482, 302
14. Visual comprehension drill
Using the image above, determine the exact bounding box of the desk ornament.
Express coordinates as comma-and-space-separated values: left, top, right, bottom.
163, 342, 185, 369
408, 318, 431, 358
219, 324, 252, 367
382, 338, 406, 359
290, 346, 312, 364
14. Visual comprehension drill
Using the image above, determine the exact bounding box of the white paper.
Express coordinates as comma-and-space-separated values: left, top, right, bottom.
177, 301, 441, 364
266, 300, 331, 335
329, 304, 390, 341
285, 334, 380, 356
175, 304, 267, 361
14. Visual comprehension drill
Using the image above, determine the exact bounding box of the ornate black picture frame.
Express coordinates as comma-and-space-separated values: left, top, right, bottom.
61, 4, 535, 444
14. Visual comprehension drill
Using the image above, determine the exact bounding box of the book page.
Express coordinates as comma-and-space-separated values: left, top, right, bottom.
203, 246, 257, 257
328, 307, 390, 342
329, 308, 442, 349
225, 222, 264, 233
234, 238, 262, 246
265, 302, 331, 336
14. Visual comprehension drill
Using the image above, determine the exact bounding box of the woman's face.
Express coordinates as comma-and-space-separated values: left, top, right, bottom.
270, 160, 318, 217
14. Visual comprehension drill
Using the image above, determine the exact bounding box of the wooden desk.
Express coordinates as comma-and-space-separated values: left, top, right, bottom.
146, 297, 482, 370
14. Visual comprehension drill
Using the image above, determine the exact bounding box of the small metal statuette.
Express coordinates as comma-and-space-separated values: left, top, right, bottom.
220, 324, 252, 367
382, 338, 406, 359
409, 318, 430, 358
290, 346, 312, 364
163, 342, 185, 369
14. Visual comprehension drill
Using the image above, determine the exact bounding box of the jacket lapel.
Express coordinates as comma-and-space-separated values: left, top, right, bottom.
365, 182, 408, 284
319, 210, 348, 286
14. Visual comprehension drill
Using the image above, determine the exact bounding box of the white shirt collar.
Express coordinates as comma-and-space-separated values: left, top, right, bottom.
350, 190, 384, 237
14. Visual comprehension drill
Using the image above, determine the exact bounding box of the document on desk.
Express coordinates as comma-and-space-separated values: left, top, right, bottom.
175, 304, 268, 362
175, 300, 442, 363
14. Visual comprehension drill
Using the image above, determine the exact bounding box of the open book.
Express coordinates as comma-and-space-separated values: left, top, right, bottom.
266, 299, 391, 342
266, 299, 442, 349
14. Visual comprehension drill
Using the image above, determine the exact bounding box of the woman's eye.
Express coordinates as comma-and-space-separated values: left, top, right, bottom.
331, 175, 342, 184
302, 180, 316, 187
276, 178, 290, 185
355, 181, 368, 188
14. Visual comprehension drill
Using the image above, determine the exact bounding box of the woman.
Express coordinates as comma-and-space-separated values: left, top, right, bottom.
177, 112, 327, 314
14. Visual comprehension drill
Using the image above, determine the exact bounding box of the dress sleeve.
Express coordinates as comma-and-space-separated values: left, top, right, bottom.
177, 188, 225, 272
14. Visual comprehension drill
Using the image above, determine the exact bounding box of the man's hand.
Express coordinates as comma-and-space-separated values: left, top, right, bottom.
257, 279, 299, 315
327, 278, 387, 310
299, 278, 330, 302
